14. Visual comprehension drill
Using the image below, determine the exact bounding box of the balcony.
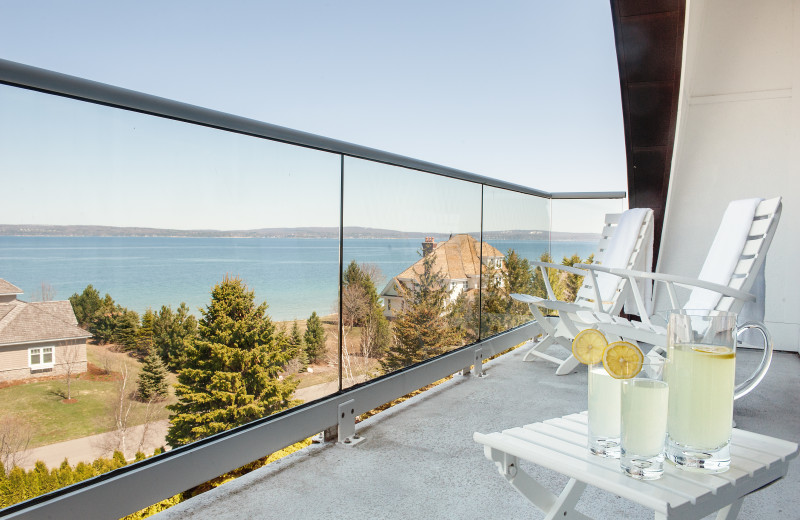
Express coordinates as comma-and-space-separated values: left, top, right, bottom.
148, 348, 799, 520
0, 54, 797, 520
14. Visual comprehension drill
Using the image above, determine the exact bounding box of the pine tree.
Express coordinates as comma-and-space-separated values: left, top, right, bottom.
69, 284, 103, 327
480, 262, 508, 337
166, 276, 297, 447
503, 249, 537, 325
113, 309, 140, 351
153, 303, 198, 371
137, 347, 169, 401
303, 312, 326, 363
288, 321, 308, 371
532, 252, 562, 300
381, 253, 463, 373
136, 309, 156, 358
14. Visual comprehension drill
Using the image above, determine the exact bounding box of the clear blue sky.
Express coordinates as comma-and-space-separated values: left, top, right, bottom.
0, 1, 626, 233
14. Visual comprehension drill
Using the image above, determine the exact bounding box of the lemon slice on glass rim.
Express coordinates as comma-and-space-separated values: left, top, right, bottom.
602, 341, 644, 379
571, 328, 608, 365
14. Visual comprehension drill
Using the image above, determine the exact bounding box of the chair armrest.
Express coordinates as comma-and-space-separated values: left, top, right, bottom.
574, 263, 612, 274
530, 261, 588, 277
576, 264, 754, 303
604, 267, 756, 303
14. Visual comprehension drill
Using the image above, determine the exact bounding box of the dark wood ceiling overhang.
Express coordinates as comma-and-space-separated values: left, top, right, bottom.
610, 0, 685, 263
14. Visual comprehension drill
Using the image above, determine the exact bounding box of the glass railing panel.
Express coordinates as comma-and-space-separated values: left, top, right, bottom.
550, 197, 626, 262
0, 84, 340, 508
480, 187, 551, 339
340, 157, 482, 385
546, 197, 627, 314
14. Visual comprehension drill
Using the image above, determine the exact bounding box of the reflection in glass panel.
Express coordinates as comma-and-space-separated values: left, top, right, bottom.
518, 197, 626, 336
341, 157, 482, 384
550, 198, 626, 237
0, 84, 340, 507
480, 187, 551, 339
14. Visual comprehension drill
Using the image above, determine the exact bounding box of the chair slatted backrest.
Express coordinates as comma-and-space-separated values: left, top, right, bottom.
713, 197, 782, 314
573, 209, 654, 314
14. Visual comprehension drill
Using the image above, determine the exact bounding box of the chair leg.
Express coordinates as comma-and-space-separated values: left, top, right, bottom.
555, 354, 581, 376
522, 334, 555, 362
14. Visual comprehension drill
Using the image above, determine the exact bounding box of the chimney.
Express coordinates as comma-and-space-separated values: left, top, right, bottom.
422, 236, 436, 256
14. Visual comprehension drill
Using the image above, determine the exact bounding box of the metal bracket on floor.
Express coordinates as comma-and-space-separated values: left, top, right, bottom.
462, 348, 485, 377
338, 399, 365, 446
472, 348, 485, 377
311, 425, 338, 444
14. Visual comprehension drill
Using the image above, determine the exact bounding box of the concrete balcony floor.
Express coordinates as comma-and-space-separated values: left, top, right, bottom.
154, 346, 800, 519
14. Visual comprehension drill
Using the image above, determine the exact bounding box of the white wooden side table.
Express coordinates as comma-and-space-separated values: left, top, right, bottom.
474, 412, 798, 520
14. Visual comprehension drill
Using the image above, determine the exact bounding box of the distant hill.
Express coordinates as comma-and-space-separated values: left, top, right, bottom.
0, 224, 599, 242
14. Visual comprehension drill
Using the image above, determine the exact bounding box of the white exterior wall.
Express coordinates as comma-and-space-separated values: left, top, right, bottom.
658, 0, 800, 351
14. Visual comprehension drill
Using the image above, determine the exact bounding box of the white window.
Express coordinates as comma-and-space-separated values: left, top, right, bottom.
29, 346, 54, 370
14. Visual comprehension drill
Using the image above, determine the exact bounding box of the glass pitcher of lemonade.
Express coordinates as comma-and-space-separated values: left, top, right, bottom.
665, 310, 773, 472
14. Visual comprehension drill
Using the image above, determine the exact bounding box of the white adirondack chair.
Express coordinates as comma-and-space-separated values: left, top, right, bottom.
576, 197, 782, 357
511, 207, 654, 375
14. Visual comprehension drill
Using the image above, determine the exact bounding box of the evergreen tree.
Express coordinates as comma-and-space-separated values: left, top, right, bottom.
289, 321, 303, 353
153, 303, 198, 371
449, 292, 478, 342
532, 252, 563, 300
303, 311, 326, 363
479, 263, 508, 337
166, 276, 297, 447
113, 309, 140, 351
287, 321, 308, 371
136, 309, 156, 357
137, 348, 169, 401
69, 284, 103, 327
381, 253, 463, 373
503, 249, 537, 324
560, 253, 594, 303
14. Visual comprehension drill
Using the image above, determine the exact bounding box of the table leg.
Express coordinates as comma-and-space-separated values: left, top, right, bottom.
487, 448, 591, 519
714, 498, 743, 520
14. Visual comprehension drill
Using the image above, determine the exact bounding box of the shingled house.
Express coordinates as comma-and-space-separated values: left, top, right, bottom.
380, 234, 504, 318
0, 279, 91, 382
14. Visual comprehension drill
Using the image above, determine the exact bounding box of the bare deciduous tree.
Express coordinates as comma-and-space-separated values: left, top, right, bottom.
135, 398, 159, 454
62, 343, 83, 401
99, 362, 135, 457
0, 416, 33, 472
32, 282, 56, 302
338, 284, 369, 387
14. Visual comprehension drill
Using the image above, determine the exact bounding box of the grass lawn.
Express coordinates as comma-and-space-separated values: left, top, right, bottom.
0, 344, 175, 449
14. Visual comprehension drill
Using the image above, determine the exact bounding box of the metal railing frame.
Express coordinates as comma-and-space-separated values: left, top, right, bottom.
0, 58, 624, 519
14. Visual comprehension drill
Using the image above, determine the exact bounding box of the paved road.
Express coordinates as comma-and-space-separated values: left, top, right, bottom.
15, 420, 170, 470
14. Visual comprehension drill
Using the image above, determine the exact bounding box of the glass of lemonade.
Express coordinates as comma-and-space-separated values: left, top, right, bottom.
665, 310, 772, 473
620, 355, 668, 479
588, 362, 622, 457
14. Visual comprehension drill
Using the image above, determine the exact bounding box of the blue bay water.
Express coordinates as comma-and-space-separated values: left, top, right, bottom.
0, 236, 595, 321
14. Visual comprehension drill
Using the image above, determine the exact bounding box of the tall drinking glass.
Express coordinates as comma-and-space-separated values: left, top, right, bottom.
665, 310, 773, 472
620, 355, 668, 479
588, 363, 622, 457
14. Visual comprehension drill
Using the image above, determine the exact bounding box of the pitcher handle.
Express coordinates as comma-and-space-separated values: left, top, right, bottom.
734, 321, 773, 400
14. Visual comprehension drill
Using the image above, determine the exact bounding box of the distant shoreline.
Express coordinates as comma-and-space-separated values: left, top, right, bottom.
0, 225, 600, 242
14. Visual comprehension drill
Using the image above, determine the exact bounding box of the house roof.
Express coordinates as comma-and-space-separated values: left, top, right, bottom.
381, 234, 504, 296
0, 279, 23, 296
0, 299, 91, 346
